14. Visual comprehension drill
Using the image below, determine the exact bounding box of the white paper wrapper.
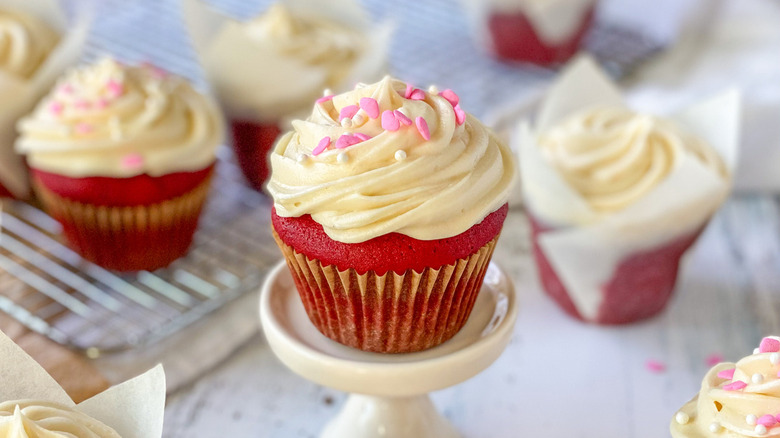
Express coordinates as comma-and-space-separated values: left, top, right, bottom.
0, 0, 90, 197
460, 0, 596, 47
0, 330, 165, 438
182, 0, 393, 125
517, 56, 740, 321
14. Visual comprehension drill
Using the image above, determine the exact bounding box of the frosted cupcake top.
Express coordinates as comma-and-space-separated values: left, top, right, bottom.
268, 76, 517, 243
672, 336, 780, 438
15, 58, 224, 178
537, 106, 727, 215
0, 400, 121, 437
0, 9, 59, 79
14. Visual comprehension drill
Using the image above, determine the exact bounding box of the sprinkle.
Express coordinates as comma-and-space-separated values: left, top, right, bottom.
709, 422, 721, 433
758, 415, 777, 427
717, 368, 736, 380
341, 118, 353, 128
296, 153, 309, 164
409, 89, 425, 100
316, 95, 334, 104
381, 110, 400, 131
775, 413, 780, 423
396, 107, 410, 117
59, 84, 74, 94
706, 353, 724, 366
394, 110, 412, 126
760, 338, 780, 353
771, 353, 780, 365
645, 360, 666, 373
121, 153, 143, 169
95, 98, 109, 109
106, 79, 124, 98
335, 134, 361, 149
313, 136, 330, 155
440, 89, 460, 107
723, 381, 747, 391
454, 104, 466, 125
339, 105, 359, 121
323, 88, 333, 96
753, 373, 765, 384
675, 412, 690, 425
748, 415, 758, 425
404, 83, 413, 99
48, 101, 64, 115
359, 97, 379, 119
74, 99, 91, 110
352, 114, 366, 126
337, 152, 349, 163
757, 424, 768, 436
354, 132, 371, 142
415, 116, 430, 140
75, 123, 93, 134
428, 85, 439, 94
394, 150, 407, 161
756, 348, 762, 354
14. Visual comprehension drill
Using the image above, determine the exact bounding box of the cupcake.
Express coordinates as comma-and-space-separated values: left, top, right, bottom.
267, 77, 517, 353
15, 58, 224, 271
184, 0, 391, 192
0, 330, 166, 438
519, 57, 739, 324
0, 1, 88, 198
671, 336, 780, 437
461, 0, 596, 65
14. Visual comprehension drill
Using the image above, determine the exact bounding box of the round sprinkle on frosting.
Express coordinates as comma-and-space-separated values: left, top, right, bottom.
753, 373, 765, 384
709, 422, 721, 433
337, 152, 349, 163
756, 424, 768, 435
770, 353, 780, 365
675, 412, 690, 425
394, 150, 407, 161
296, 153, 308, 164
748, 414, 758, 425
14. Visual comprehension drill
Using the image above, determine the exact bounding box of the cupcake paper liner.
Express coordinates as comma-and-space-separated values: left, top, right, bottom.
274, 229, 499, 353
33, 171, 213, 271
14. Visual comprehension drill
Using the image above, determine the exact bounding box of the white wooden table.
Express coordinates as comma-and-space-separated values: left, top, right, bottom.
163, 196, 780, 437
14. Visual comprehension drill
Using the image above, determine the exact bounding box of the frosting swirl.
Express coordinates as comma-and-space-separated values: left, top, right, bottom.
15, 58, 223, 178
672, 337, 780, 438
0, 400, 120, 438
537, 106, 727, 214
268, 77, 516, 243
0, 10, 58, 79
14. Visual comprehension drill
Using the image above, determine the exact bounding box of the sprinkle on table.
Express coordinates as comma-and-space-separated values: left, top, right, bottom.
645, 359, 666, 373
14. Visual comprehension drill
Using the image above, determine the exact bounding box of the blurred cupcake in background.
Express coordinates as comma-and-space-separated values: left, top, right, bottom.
15, 58, 224, 272
461, 0, 596, 65
0, 0, 89, 199
518, 57, 739, 324
183, 0, 392, 192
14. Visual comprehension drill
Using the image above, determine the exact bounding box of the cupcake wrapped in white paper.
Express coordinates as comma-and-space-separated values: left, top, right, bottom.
460, 0, 597, 65
518, 56, 739, 324
0, 330, 166, 437
0, 0, 89, 198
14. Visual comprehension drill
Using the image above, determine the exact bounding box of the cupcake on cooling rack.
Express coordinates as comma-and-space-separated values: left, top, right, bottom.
519, 57, 739, 324
0, 0, 88, 199
671, 336, 780, 437
0, 330, 166, 438
184, 0, 391, 192
268, 76, 517, 353
15, 58, 224, 272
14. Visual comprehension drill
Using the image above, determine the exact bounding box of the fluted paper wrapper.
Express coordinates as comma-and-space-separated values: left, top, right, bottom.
182, 0, 393, 125
33, 172, 213, 271
0, 0, 89, 197
0, 330, 165, 438
274, 230, 498, 353
518, 56, 740, 323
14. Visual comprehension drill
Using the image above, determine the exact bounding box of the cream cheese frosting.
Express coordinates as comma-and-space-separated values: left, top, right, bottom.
0, 400, 121, 438
0, 9, 59, 79
268, 76, 517, 243
15, 58, 224, 178
537, 106, 727, 216
201, 3, 385, 123
672, 336, 780, 438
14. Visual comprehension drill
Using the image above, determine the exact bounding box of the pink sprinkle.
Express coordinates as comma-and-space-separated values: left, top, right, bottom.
59, 84, 74, 94
359, 97, 379, 119
723, 381, 747, 391
339, 105, 359, 121
335, 134, 361, 149
394, 110, 412, 126
404, 83, 414, 99
454, 104, 466, 125
381, 110, 400, 131
440, 89, 459, 107
75, 123, 93, 134
760, 338, 780, 353
316, 95, 334, 104
759, 415, 778, 427
106, 79, 124, 98
415, 116, 430, 140
645, 360, 666, 373
706, 353, 724, 367
49, 101, 64, 115
313, 136, 330, 155
775, 413, 780, 423
74, 99, 91, 110
717, 368, 736, 380
95, 98, 109, 109
354, 132, 371, 142
409, 89, 425, 100
121, 153, 144, 169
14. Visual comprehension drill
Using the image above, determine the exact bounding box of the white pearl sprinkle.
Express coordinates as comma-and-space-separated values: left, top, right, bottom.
709, 422, 722, 433
394, 150, 407, 161
337, 152, 349, 163
428, 85, 439, 94
770, 353, 780, 365
296, 153, 308, 164
752, 373, 765, 384
675, 412, 690, 425
755, 348, 762, 354
341, 118, 353, 128
323, 88, 332, 96
747, 414, 758, 425
756, 424, 768, 435
352, 113, 365, 125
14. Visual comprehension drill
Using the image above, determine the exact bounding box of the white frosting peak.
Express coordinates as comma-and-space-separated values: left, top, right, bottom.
0, 9, 59, 79
0, 400, 121, 438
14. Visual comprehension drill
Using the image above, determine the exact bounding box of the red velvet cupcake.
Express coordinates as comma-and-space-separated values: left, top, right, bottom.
518, 58, 739, 324
267, 77, 517, 353
15, 58, 224, 271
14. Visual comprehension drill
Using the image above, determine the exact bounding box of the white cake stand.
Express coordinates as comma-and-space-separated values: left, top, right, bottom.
259, 260, 518, 438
